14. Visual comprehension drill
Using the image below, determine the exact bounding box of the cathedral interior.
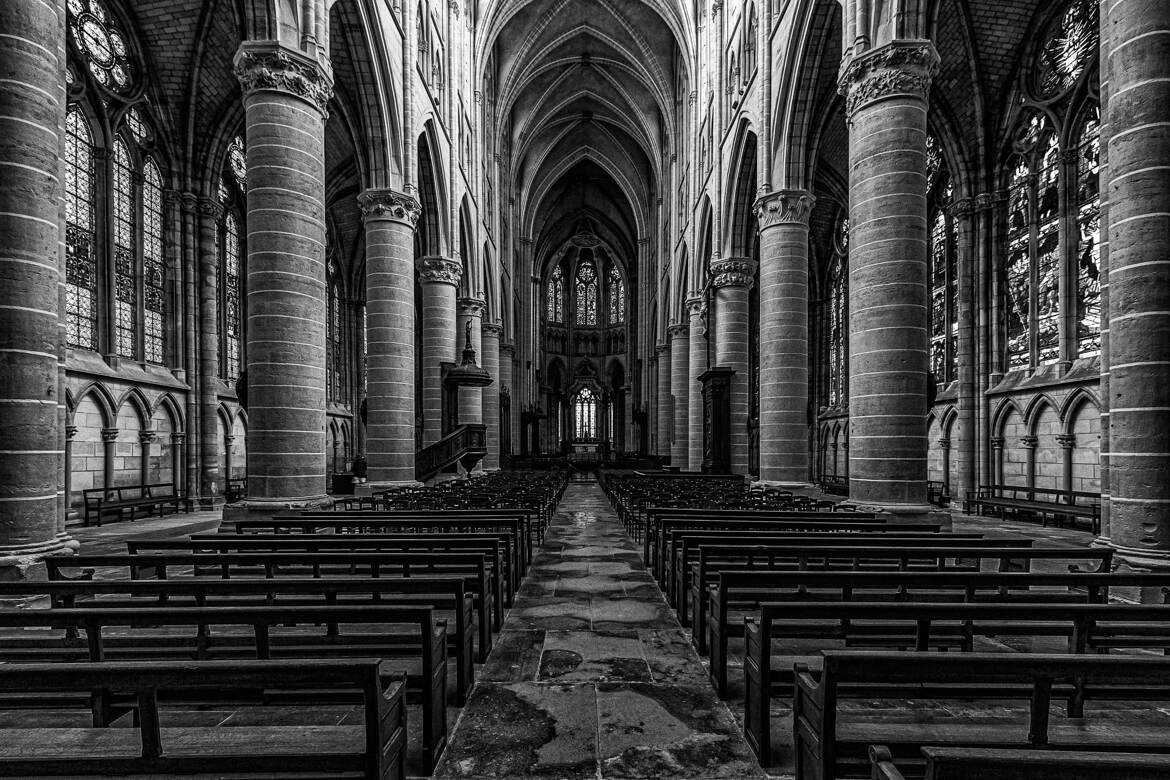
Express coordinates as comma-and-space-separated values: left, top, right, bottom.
1, 0, 1169, 777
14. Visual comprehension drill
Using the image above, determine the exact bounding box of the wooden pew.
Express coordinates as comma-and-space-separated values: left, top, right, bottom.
744, 602, 1170, 766
790, 652, 1170, 778
0, 604, 448, 771
963, 484, 1101, 534
52, 551, 503, 632
1, 575, 481, 699
82, 482, 193, 526
134, 532, 516, 610
869, 744, 1170, 780
0, 659, 406, 779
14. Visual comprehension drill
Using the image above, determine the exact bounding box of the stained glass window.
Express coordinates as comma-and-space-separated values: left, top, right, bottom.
1076, 110, 1101, 356
573, 387, 599, 439
1035, 0, 1098, 98
547, 266, 564, 322
575, 255, 598, 326
327, 257, 345, 404
112, 138, 137, 358
142, 159, 166, 363
68, 0, 134, 92
65, 108, 98, 350
607, 266, 626, 325
926, 135, 957, 385
1005, 157, 1032, 369
827, 246, 846, 407
222, 212, 243, 381
228, 136, 247, 191
1035, 133, 1061, 365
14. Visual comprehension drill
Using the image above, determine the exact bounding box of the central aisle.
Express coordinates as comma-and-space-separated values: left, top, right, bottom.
434, 478, 763, 779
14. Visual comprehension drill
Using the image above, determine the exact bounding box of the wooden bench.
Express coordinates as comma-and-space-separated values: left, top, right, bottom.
668, 533, 1009, 619
0, 658, 406, 779
0, 603, 448, 771
792, 652, 1170, 779
927, 481, 950, 507
137, 532, 517, 612
818, 475, 849, 496
3, 575, 481, 701
83, 483, 193, 526
963, 485, 1101, 534
643, 506, 871, 558
746, 602, 1170, 767
225, 476, 247, 503
870, 744, 1170, 780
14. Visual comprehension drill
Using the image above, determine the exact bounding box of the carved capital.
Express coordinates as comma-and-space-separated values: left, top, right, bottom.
685, 295, 706, 319
65, 425, 78, 441
937, 438, 951, 450
234, 42, 333, 115
223, 435, 235, 446
1057, 433, 1077, 449
358, 188, 421, 226
974, 193, 995, 211
171, 432, 186, 444
101, 427, 120, 444
950, 197, 978, 217
481, 322, 504, 339
754, 189, 815, 229
163, 189, 183, 209
666, 322, 689, 340
656, 343, 671, 356
139, 429, 158, 445
838, 41, 939, 118
415, 256, 462, 286
1021, 434, 1038, 449
196, 197, 224, 221
499, 343, 515, 357
710, 257, 757, 289
180, 191, 200, 211
990, 436, 1005, 449
457, 296, 487, 318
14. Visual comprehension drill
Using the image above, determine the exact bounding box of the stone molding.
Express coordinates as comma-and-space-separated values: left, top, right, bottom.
457, 297, 487, 318
139, 429, 157, 445
656, 343, 670, 355
234, 42, 334, 115
65, 425, 78, 441
974, 193, 996, 211
196, 197, 224, 221
950, 197, 978, 217
1057, 433, 1077, 449
710, 257, 757, 289
754, 189, 815, 229
1021, 434, 1038, 449
837, 41, 939, 118
481, 322, 504, 339
666, 322, 689, 340
416, 256, 462, 286
358, 189, 421, 226
101, 428, 119, 443
684, 296, 706, 319
172, 432, 186, 445
990, 436, 1005, 449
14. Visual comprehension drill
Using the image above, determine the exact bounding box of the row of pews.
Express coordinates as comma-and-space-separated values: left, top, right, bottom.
603, 472, 1170, 780
0, 469, 568, 779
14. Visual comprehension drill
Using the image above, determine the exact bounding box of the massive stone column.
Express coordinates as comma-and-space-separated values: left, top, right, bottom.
951, 197, 978, 500
0, 0, 77, 580
755, 190, 815, 485
230, 42, 333, 513
195, 197, 223, 506
838, 41, 939, 511
686, 297, 707, 471
656, 343, 672, 457
668, 323, 690, 467
481, 322, 502, 470
417, 258, 462, 445
358, 189, 420, 488
457, 297, 486, 426
711, 258, 757, 474
1102, 0, 1170, 567
500, 342, 517, 460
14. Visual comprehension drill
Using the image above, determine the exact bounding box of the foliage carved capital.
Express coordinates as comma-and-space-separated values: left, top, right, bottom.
666, 322, 689, 340
710, 257, 757, 289
416, 256, 462, 286
838, 41, 939, 118
754, 189, 815, 229
234, 42, 334, 115
358, 189, 421, 226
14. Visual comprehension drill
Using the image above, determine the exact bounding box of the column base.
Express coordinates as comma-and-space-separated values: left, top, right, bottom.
0, 533, 82, 605
360, 480, 424, 495
220, 495, 334, 531
1106, 543, 1170, 573
753, 479, 816, 490
840, 501, 953, 532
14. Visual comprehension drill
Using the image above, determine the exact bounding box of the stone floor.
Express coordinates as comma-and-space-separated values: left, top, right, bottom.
433, 477, 766, 780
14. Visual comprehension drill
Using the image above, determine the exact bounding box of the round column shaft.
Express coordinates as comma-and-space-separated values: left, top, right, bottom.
417, 258, 461, 445
196, 197, 223, 504
655, 343, 672, 457
481, 323, 503, 470
668, 324, 690, 467
0, 0, 77, 578
457, 297, 486, 426
755, 191, 815, 485
1103, 0, 1170, 566
686, 297, 707, 471
359, 189, 420, 487
838, 41, 939, 509
234, 42, 333, 507
712, 258, 757, 475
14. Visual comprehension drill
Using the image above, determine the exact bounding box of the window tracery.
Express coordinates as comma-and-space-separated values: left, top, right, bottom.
573, 387, 599, 440
68, 0, 133, 93
826, 217, 848, 408
546, 265, 564, 322
112, 138, 137, 358
575, 255, 598, 326
926, 134, 957, 385
65, 108, 98, 350
607, 266, 625, 325
142, 159, 166, 363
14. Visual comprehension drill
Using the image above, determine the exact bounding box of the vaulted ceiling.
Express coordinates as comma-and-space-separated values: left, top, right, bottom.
478, 0, 690, 273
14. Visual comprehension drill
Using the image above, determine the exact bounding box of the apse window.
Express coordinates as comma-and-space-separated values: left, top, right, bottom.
573, 388, 599, 440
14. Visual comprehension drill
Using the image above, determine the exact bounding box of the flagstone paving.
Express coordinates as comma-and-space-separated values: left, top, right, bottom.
433, 477, 765, 779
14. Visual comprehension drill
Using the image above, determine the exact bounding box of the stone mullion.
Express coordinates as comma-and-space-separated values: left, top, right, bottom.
951, 197, 978, 502
232, 42, 333, 509
974, 193, 996, 488
457, 297, 487, 427
359, 189, 420, 488
417, 257, 462, 445
656, 343, 672, 457
196, 198, 223, 505
668, 323, 689, 467
0, 0, 78, 580
754, 190, 814, 485
838, 41, 939, 509
712, 258, 756, 474
481, 323, 503, 470
686, 297, 707, 471
175, 192, 200, 500
1102, 0, 1170, 567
